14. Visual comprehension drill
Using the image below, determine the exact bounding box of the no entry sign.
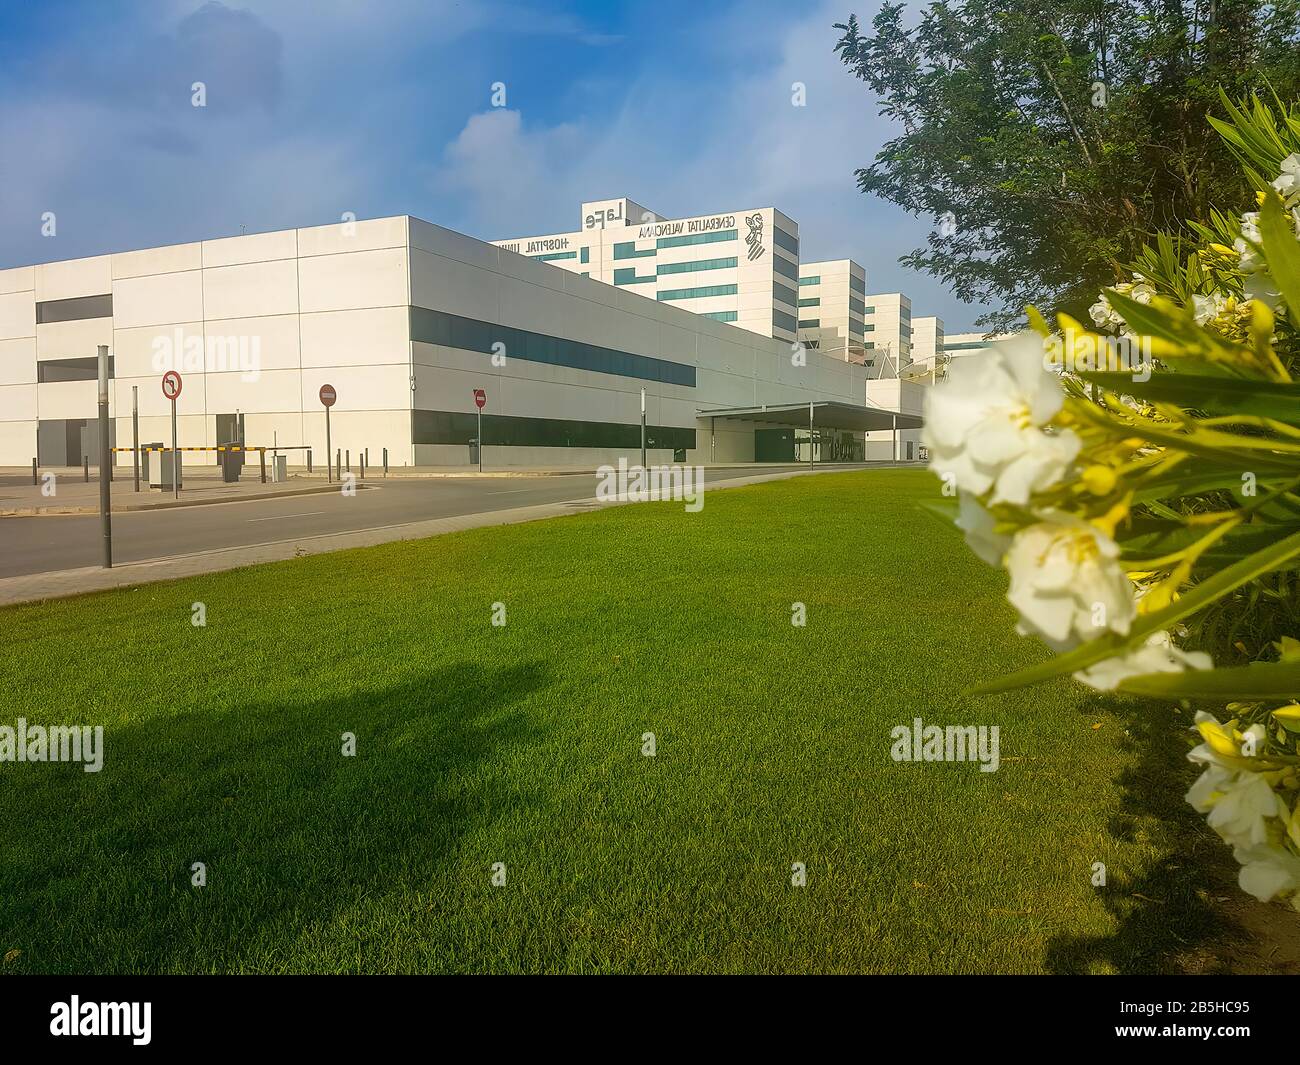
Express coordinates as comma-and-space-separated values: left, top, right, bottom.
473, 388, 486, 409
319, 383, 337, 408
161, 370, 182, 401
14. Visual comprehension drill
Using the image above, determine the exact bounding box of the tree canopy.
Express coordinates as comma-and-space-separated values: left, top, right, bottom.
834, 0, 1300, 330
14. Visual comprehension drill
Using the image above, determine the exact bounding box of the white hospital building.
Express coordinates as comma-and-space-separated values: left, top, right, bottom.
0, 205, 925, 471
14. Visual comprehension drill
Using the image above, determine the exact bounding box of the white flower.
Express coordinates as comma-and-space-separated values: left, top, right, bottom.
1005, 514, 1136, 652
1191, 292, 1230, 326
1273, 153, 1300, 206
954, 492, 1011, 566
1231, 843, 1300, 904
1073, 629, 1212, 691
1206, 771, 1288, 848
923, 332, 1081, 506
1089, 275, 1155, 333
1186, 764, 1236, 814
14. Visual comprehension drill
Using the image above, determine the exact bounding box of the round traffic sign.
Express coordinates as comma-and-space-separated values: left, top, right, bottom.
319, 383, 337, 408
161, 370, 183, 401
473, 388, 486, 409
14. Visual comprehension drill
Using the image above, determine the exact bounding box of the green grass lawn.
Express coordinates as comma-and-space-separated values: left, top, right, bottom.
0, 469, 1227, 973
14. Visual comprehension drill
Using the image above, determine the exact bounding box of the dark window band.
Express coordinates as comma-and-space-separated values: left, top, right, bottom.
37, 356, 114, 382
409, 306, 696, 388
413, 409, 696, 450
36, 294, 113, 325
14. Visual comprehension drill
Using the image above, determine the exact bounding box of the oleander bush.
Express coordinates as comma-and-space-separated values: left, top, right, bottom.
924, 90, 1300, 912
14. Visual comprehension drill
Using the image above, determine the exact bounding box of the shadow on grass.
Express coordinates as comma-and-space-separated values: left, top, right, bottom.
1043, 694, 1240, 974
0, 660, 550, 973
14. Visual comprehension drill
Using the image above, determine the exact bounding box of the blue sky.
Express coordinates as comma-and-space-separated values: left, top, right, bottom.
0, 0, 985, 329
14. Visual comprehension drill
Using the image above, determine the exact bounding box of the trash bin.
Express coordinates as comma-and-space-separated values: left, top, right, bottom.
220, 449, 241, 483
271, 454, 288, 483
468, 439, 479, 465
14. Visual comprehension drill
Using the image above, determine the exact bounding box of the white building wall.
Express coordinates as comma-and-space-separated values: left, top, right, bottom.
492, 199, 800, 345
0, 212, 913, 469
0, 217, 413, 468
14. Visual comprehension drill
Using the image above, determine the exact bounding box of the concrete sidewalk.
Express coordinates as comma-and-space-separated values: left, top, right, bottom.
0, 467, 824, 606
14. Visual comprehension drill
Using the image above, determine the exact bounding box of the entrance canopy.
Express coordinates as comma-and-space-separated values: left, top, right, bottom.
697, 401, 923, 432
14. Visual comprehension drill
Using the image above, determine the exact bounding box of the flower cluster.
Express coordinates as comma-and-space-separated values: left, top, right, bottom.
928, 97, 1300, 914
1186, 708, 1300, 908
922, 333, 1200, 689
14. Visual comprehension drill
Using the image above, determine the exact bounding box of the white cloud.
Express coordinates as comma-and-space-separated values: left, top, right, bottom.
427, 0, 986, 327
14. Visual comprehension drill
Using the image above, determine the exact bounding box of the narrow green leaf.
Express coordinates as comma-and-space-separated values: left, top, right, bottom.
1119, 659, 1300, 700
1259, 188, 1300, 330
1079, 371, 1300, 424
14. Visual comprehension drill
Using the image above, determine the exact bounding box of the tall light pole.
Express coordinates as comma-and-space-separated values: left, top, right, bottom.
640, 387, 647, 468
132, 385, 140, 492
97, 344, 112, 568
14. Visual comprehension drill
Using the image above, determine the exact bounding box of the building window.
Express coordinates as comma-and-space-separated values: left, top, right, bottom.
849, 319, 864, 337
36, 356, 115, 382
534, 251, 576, 261
580, 246, 590, 264
413, 409, 696, 451
656, 284, 738, 301
773, 281, 798, 310
655, 229, 736, 249
798, 319, 820, 329
849, 274, 866, 296
864, 324, 875, 332
656, 256, 737, 275
613, 268, 655, 285
36, 294, 113, 325
849, 296, 865, 316
772, 308, 797, 334
798, 297, 820, 308
409, 306, 696, 387
772, 255, 798, 281
613, 242, 656, 259
863, 305, 875, 313
773, 227, 799, 254
702, 311, 738, 322
799, 276, 820, 286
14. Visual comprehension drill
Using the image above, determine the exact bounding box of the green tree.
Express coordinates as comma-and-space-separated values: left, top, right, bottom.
834, 1, 1300, 330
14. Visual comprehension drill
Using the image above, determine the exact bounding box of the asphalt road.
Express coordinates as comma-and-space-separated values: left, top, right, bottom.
0, 466, 860, 578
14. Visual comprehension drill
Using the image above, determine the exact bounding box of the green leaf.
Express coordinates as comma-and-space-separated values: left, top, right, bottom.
1079, 371, 1300, 424
972, 526, 1300, 694
1119, 659, 1300, 700
1259, 188, 1300, 330
1109, 419, 1300, 472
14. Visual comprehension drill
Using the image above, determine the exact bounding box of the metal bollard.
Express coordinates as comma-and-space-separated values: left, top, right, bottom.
336, 449, 341, 479
383, 448, 388, 477
32, 458, 37, 485
360, 455, 366, 480
84, 457, 89, 482
346, 449, 350, 473
307, 449, 313, 474
259, 448, 266, 484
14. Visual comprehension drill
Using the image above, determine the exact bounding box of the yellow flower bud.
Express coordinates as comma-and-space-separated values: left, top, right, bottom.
1081, 465, 1117, 495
